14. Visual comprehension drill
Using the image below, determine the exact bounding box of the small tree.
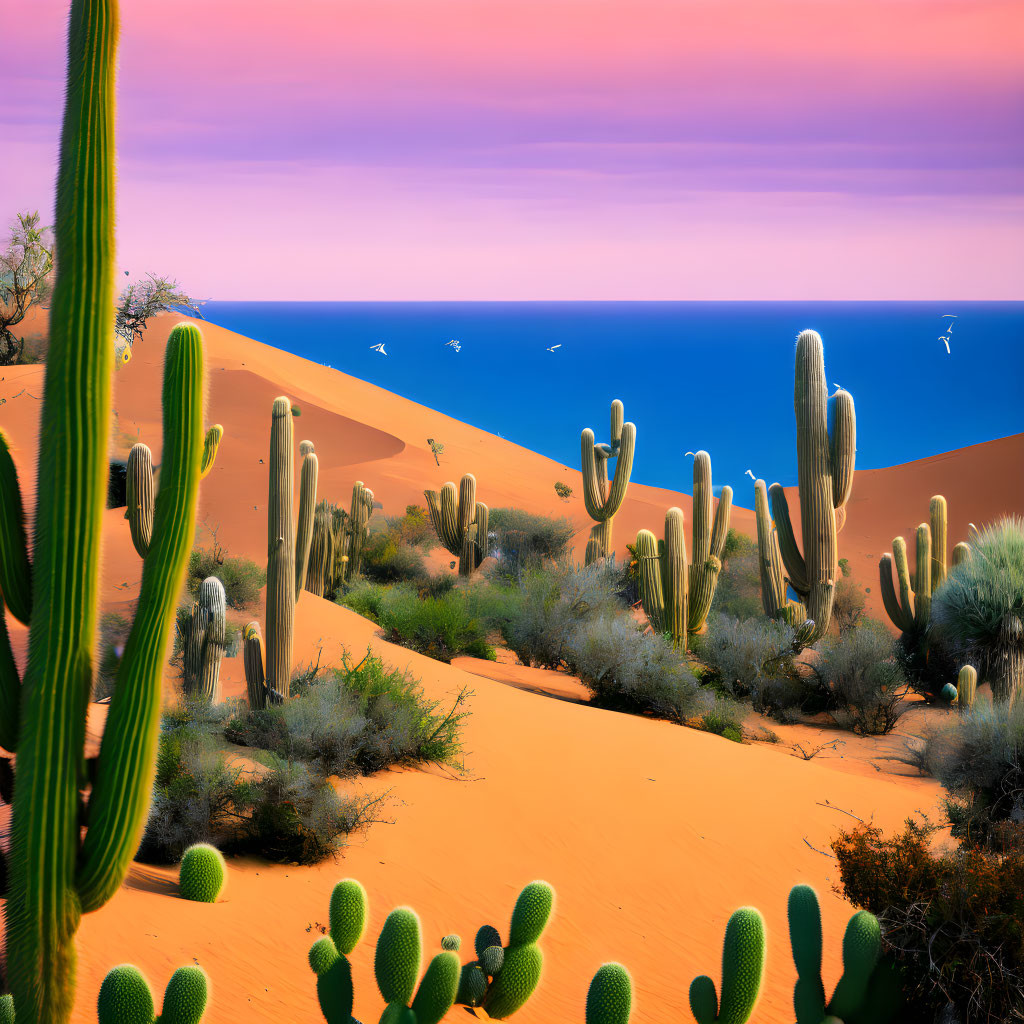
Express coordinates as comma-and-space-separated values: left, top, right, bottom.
115, 273, 200, 348
554, 480, 573, 502
0, 211, 54, 364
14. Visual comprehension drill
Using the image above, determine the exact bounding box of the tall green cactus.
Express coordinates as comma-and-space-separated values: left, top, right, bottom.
97, 964, 209, 1024
788, 884, 901, 1024
879, 495, 971, 689
687, 452, 733, 635
242, 398, 317, 704
957, 664, 977, 709
340, 481, 376, 584
581, 400, 636, 565
756, 331, 855, 645
425, 473, 489, 577
689, 907, 765, 1024
754, 479, 807, 629
306, 504, 337, 597
179, 577, 227, 702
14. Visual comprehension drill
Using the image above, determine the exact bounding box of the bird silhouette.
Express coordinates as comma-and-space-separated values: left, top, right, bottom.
745, 470, 756, 481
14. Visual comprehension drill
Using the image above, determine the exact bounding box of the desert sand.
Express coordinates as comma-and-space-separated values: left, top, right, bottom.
2, 312, 1021, 1023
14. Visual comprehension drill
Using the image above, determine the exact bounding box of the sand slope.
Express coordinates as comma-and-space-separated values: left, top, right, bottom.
0, 313, 1018, 1022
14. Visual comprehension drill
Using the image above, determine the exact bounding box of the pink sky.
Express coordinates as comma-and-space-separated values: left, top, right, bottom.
2, 0, 1023, 299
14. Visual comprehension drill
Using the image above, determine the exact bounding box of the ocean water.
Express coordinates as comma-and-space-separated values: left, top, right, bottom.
202, 301, 1024, 500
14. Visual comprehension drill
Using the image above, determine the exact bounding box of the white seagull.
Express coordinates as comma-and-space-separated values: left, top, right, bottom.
546, 344, 562, 352
938, 335, 951, 354
446, 339, 461, 352
745, 470, 756, 481
370, 342, 387, 356
685, 451, 695, 457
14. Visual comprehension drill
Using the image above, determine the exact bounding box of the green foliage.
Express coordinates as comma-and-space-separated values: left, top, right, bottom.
187, 546, 265, 610
178, 843, 225, 903
225, 648, 469, 775
0, 210, 54, 365
710, 531, 762, 622
814, 620, 908, 735
486, 507, 575, 582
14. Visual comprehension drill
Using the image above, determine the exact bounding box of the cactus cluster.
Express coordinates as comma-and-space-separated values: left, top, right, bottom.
425, 473, 489, 576
453, 880, 554, 1020
305, 486, 378, 598
243, 401, 317, 707
755, 331, 855, 645
689, 906, 765, 1024
636, 452, 732, 647
879, 495, 972, 691
97, 964, 209, 1024
178, 577, 227, 702
581, 400, 636, 565
309, 879, 368, 1024
178, 843, 226, 903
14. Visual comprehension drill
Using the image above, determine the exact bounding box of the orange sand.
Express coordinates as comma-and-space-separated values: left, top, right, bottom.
1, 312, 1019, 1023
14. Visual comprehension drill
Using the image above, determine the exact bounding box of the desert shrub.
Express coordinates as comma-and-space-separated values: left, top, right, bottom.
187, 547, 265, 610
225, 649, 469, 775
834, 819, 1024, 1023
360, 531, 431, 586
139, 700, 384, 865
695, 614, 815, 721
831, 566, 867, 635
340, 579, 389, 621
924, 698, 1024, 846
486, 507, 575, 583
698, 703, 747, 742
814, 620, 908, 734
933, 516, 1024, 703
387, 504, 436, 548
93, 611, 131, 701
561, 613, 713, 723
709, 530, 761, 621
554, 481, 573, 502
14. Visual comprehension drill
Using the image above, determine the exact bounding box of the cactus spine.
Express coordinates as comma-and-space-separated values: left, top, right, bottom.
243, 398, 317, 704
756, 332, 855, 644
98, 964, 209, 1024
581, 400, 636, 564
636, 508, 688, 648
425, 474, 489, 576
689, 907, 765, 1024
180, 577, 227, 702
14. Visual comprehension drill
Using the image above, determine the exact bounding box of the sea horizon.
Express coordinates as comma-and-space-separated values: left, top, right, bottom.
202, 300, 1024, 497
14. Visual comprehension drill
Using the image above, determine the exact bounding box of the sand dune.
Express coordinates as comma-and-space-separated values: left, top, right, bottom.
1, 312, 1018, 1022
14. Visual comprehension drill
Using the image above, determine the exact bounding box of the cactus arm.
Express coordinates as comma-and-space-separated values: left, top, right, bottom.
664, 508, 689, 647
196, 577, 226, 703
768, 483, 808, 596
242, 621, 267, 709
586, 963, 632, 1024
913, 524, 932, 629
636, 529, 666, 634
126, 442, 155, 558
265, 397, 295, 699
826, 911, 881, 1019
951, 540, 970, 567
709, 484, 733, 561
878, 554, 910, 633
438, 482, 462, 554
199, 424, 222, 480
929, 495, 947, 590
0, 606, 20, 752
691, 452, 713, 569
604, 421, 635, 517
474, 502, 489, 564
457, 474, 477, 537
688, 455, 727, 635
610, 398, 624, 444
7, 0, 119, 1015
77, 323, 204, 911
828, 388, 856, 510
689, 907, 765, 1024
410, 950, 460, 1024
581, 428, 605, 520
891, 536, 914, 626
294, 451, 318, 600
375, 907, 422, 1006
754, 481, 787, 619
0, 430, 32, 624
788, 884, 827, 1024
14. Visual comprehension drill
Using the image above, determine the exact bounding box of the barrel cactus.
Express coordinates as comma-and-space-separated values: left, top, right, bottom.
241, 398, 317, 704
98, 964, 209, 1024
755, 331, 855, 645
178, 843, 226, 903
689, 906, 765, 1024
309, 879, 367, 1024
788, 883, 901, 1024
585, 963, 632, 1024
179, 577, 227, 702
956, 665, 977, 709
581, 400, 636, 565
425, 474, 489, 576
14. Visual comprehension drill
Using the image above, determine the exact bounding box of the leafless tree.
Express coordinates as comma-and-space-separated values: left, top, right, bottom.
114, 273, 202, 348
0, 211, 54, 364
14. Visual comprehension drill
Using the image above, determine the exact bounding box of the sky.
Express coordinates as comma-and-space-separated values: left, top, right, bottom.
2, 1, 1023, 300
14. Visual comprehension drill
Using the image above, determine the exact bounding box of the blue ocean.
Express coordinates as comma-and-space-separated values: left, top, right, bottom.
202, 302, 1023, 499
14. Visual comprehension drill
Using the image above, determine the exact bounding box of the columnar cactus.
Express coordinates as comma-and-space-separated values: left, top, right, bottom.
375, 908, 460, 1024
180, 577, 227, 702
178, 843, 226, 903
689, 907, 765, 1024
788, 884, 901, 1024
636, 508, 688, 648
457, 881, 553, 1020
687, 452, 733, 635
306, 505, 337, 598
242, 398, 317, 704
879, 495, 971, 688
309, 878, 367, 1024
425, 473, 489, 577
957, 664, 977, 709
581, 400, 636, 565
340, 481, 375, 584
98, 964, 209, 1024
585, 964, 632, 1024
754, 479, 806, 627
756, 332, 855, 645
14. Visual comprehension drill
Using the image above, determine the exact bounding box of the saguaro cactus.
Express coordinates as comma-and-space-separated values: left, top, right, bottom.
687, 452, 733, 635
179, 576, 227, 702
636, 508, 688, 648
425, 473, 489, 576
581, 400, 636, 564
242, 398, 317, 704
756, 331, 855, 644
305, 505, 337, 598
754, 480, 807, 629
2, 6, 215, 1017
340, 481, 375, 584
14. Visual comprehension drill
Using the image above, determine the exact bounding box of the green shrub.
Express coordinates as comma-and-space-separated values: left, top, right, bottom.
710, 530, 762, 621
340, 579, 390, 621
814, 620, 908, 734
360, 532, 431, 586
699, 704, 746, 740
933, 516, 1024, 703
225, 649, 469, 775
486, 507, 575, 582
187, 547, 265, 610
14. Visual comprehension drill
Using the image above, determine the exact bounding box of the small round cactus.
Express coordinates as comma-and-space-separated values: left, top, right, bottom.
178, 843, 226, 903
309, 936, 340, 976
441, 934, 461, 952
98, 965, 155, 1024
159, 966, 209, 1024
474, 924, 502, 959
940, 682, 958, 704
586, 963, 632, 1024
456, 962, 488, 1007
480, 944, 504, 977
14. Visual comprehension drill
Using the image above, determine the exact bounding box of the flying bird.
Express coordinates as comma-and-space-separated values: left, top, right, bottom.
685, 451, 694, 457
546, 344, 562, 352
446, 339, 461, 352
939, 335, 951, 354
369, 342, 387, 355
745, 470, 756, 481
